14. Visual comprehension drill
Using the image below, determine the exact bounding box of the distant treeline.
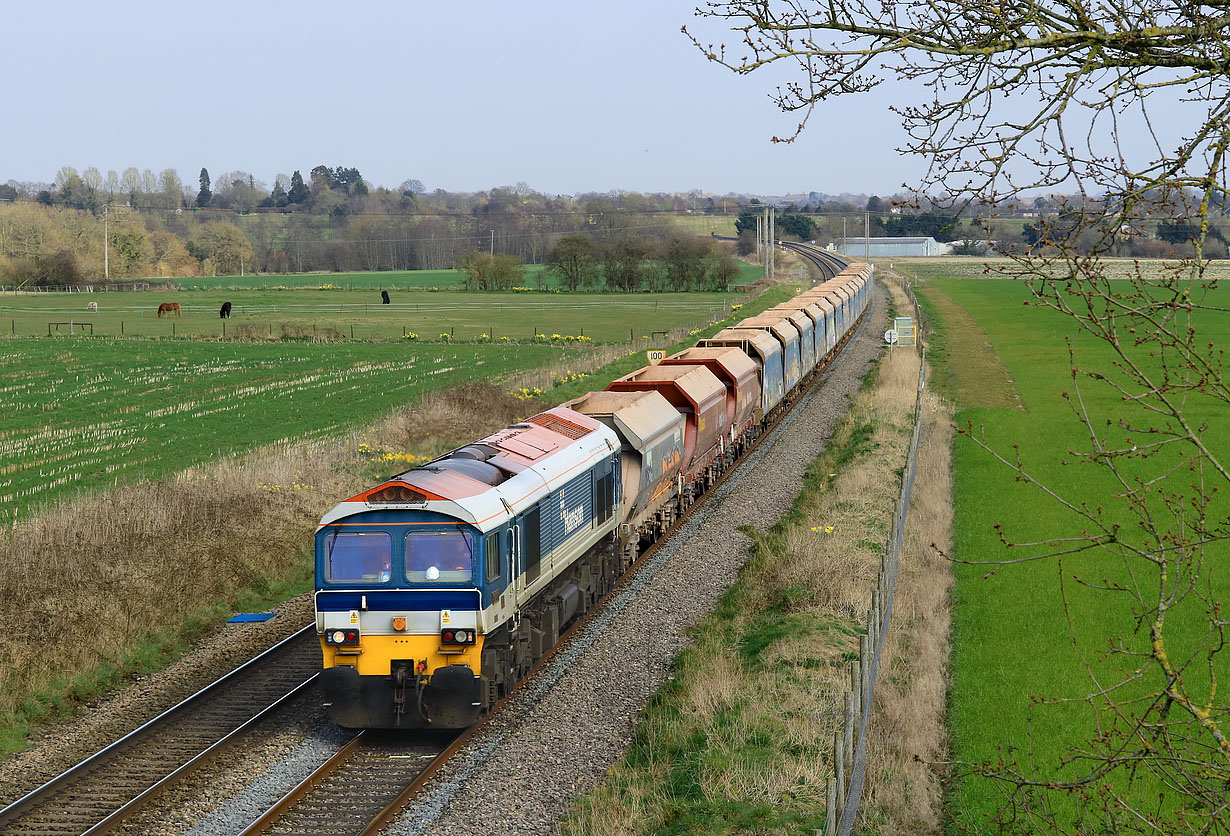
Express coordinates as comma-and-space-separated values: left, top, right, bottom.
0, 167, 765, 286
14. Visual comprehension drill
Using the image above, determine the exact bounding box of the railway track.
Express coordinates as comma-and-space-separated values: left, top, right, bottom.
236, 731, 454, 836
236, 290, 875, 836
0, 626, 320, 836
778, 240, 849, 279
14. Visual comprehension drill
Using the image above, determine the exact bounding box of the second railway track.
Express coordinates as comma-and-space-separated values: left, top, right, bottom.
0, 627, 320, 836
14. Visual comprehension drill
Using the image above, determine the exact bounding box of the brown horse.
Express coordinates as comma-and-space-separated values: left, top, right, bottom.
157, 302, 181, 318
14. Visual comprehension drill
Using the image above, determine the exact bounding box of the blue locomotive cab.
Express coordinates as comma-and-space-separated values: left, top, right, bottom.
315, 509, 495, 729
314, 406, 624, 731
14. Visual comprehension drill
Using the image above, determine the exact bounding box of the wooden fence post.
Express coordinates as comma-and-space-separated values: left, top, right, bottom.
833, 731, 845, 823
851, 659, 862, 721
826, 779, 837, 835
843, 690, 855, 786
860, 635, 870, 699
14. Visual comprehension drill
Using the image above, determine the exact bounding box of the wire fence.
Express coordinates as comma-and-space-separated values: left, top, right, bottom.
827, 274, 928, 835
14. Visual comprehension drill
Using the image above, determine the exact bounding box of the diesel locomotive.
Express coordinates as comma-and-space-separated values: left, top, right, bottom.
314, 262, 873, 728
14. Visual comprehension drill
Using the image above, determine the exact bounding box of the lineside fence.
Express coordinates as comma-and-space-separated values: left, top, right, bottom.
826, 274, 928, 835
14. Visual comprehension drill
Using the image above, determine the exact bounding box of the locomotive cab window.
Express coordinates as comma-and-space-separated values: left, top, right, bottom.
324, 531, 392, 584
406, 530, 473, 583
484, 532, 501, 583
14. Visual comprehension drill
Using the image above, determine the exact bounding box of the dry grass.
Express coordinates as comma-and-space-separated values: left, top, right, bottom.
0, 442, 349, 707
369, 381, 542, 458
862, 389, 954, 835
0, 381, 537, 746
913, 284, 1022, 410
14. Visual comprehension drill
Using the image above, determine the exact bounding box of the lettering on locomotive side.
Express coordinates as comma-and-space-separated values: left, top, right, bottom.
560, 492, 587, 534
563, 505, 587, 534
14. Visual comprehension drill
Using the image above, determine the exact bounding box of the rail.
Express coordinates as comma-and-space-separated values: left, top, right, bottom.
0, 625, 320, 836
777, 241, 850, 281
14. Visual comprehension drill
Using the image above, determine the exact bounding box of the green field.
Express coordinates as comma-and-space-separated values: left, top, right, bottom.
917, 275, 1230, 829
0, 289, 742, 342
0, 278, 761, 519
176, 268, 466, 290
0, 340, 569, 518
892, 254, 1230, 283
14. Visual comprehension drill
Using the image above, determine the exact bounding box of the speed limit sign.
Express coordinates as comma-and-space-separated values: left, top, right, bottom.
884, 329, 899, 345
647, 350, 666, 365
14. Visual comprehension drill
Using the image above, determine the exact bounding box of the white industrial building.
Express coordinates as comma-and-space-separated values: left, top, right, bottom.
831, 236, 941, 257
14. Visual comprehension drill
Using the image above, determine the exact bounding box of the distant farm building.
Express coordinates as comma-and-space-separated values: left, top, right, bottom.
832, 236, 940, 257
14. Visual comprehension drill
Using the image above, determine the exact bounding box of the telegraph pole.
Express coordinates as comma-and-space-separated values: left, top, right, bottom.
769, 207, 775, 279
865, 211, 870, 260
103, 204, 109, 281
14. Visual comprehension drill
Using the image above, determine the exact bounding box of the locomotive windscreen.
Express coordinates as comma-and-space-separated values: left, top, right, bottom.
406, 530, 474, 583
324, 532, 392, 583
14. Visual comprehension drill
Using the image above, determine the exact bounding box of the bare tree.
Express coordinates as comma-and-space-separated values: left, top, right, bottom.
687, 2, 1230, 832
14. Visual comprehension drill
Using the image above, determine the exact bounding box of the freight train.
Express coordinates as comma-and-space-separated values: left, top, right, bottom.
314, 262, 873, 728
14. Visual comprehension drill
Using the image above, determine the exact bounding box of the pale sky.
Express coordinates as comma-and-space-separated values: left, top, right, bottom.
3, 1, 922, 197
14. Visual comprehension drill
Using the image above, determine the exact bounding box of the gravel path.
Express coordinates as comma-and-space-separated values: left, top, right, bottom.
1, 281, 886, 835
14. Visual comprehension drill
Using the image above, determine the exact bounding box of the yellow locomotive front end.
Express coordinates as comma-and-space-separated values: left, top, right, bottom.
315, 511, 490, 728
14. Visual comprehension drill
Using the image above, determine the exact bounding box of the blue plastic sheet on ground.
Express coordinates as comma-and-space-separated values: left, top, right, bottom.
227, 612, 276, 623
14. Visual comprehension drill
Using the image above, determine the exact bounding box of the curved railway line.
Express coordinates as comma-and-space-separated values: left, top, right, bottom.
3, 264, 869, 836
779, 240, 849, 279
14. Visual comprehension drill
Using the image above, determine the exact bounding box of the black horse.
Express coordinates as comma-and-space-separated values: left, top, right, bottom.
220, 301, 232, 319
381, 290, 390, 305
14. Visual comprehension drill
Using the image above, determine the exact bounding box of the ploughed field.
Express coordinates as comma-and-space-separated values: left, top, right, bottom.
914, 270, 1230, 826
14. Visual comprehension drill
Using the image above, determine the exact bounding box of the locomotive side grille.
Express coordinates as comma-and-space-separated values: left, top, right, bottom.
527, 412, 591, 440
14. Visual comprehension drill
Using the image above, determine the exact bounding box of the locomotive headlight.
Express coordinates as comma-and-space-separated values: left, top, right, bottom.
326, 629, 360, 646
440, 628, 475, 645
